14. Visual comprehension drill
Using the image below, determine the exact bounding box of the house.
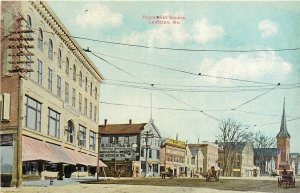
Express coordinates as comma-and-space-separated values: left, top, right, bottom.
1, 1, 105, 187
99, 119, 162, 177
290, 153, 300, 175
186, 145, 204, 176
218, 142, 255, 177
189, 142, 218, 173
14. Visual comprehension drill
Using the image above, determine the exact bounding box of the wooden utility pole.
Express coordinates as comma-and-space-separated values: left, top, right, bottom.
96, 126, 100, 180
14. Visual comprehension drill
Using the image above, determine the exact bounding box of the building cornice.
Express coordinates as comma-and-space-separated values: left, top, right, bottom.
30, 1, 104, 82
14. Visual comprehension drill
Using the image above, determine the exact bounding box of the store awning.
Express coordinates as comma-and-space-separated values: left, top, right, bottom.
63, 147, 89, 165
22, 136, 60, 163
47, 143, 76, 165
84, 154, 107, 167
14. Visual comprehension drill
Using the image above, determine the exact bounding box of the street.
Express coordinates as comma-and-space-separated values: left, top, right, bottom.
1, 177, 299, 193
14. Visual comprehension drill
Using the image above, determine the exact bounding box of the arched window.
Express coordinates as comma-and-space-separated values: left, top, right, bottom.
79, 71, 82, 86
38, 28, 43, 51
48, 39, 53, 60
26, 15, 32, 38
85, 77, 88, 92
57, 49, 62, 68
73, 65, 76, 81
90, 82, 93, 96
66, 120, 74, 143
65, 57, 69, 75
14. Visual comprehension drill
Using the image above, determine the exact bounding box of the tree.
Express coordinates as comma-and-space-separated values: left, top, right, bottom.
251, 131, 276, 174
216, 118, 251, 176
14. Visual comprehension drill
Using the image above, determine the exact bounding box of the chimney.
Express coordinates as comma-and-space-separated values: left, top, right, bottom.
104, 119, 107, 127
129, 119, 132, 125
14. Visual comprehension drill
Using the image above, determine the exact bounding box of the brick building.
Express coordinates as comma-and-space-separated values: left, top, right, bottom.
1, 1, 105, 187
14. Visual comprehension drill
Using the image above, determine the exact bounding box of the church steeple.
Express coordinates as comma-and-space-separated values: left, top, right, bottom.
276, 98, 291, 138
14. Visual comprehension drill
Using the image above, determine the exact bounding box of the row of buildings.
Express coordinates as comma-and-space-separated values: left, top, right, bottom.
98, 119, 219, 177
1, 0, 299, 188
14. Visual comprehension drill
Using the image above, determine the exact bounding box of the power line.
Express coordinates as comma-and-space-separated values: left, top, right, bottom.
93, 51, 276, 85
89, 50, 221, 122
73, 36, 300, 53
231, 83, 280, 110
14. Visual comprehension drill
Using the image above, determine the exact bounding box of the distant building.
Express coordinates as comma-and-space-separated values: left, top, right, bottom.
218, 142, 255, 177
160, 138, 186, 177
189, 142, 218, 173
254, 148, 277, 175
99, 119, 161, 177
186, 145, 204, 175
290, 153, 300, 176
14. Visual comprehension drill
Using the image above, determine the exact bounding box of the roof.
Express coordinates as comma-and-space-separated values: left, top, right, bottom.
254, 148, 277, 157
276, 98, 291, 138
218, 142, 250, 151
99, 123, 147, 135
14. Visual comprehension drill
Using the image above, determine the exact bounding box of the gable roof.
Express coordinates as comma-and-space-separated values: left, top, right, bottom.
99, 123, 146, 135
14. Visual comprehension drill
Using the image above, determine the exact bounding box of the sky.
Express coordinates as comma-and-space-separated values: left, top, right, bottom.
47, 1, 300, 152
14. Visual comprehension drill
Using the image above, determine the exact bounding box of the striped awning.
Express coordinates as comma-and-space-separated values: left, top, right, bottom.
22, 136, 60, 163
22, 136, 106, 167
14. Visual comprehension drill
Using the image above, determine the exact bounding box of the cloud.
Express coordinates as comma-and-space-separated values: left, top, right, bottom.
192, 19, 224, 43
122, 18, 224, 47
199, 51, 291, 83
122, 24, 191, 47
259, 19, 278, 38
75, 4, 123, 29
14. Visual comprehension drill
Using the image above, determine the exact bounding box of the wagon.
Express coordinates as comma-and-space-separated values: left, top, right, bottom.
161, 167, 174, 179
202, 168, 219, 182
278, 173, 296, 188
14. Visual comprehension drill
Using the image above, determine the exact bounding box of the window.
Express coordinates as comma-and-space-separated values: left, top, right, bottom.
38, 28, 43, 51
26, 15, 32, 38
84, 98, 87, 115
153, 164, 158, 173
89, 131, 96, 151
85, 77, 88, 92
48, 68, 53, 92
72, 88, 76, 107
65, 57, 69, 75
109, 136, 114, 144
89, 102, 92, 118
124, 136, 129, 145
66, 120, 74, 143
65, 82, 69, 103
90, 82, 93, 96
95, 87, 97, 100
57, 49, 62, 68
73, 65, 76, 81
57, 76, 61, 97
79, 93, 82, 112
79, 71, 82, 87
48, 108, 60, 138
48, 39, 53, 60
37, 59, 43, 85
25, 55, 31, 77
25, 96, 41, 131
156, 150, 160, 159
78, 125, 86, 147
141, 148, 144, 157
149, 149, 152, 158
94, 106, 97, 121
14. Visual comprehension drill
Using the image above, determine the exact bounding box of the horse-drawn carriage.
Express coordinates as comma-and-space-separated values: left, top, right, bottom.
161, 167, 174, 179
202, 166, 220, 182
278, 170, 296, 188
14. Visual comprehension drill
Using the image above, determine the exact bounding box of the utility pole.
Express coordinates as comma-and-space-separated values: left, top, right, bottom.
143, 131, 154, 177
96, 126, 100, 180
7, 20, 34, 187
197, 138, 199, 172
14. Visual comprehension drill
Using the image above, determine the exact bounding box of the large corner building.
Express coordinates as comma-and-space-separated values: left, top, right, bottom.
1, 1, 105, 187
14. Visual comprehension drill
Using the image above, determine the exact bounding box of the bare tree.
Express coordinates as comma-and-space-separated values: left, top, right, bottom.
251, 131, 276, 174
216, 118, 250, 176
